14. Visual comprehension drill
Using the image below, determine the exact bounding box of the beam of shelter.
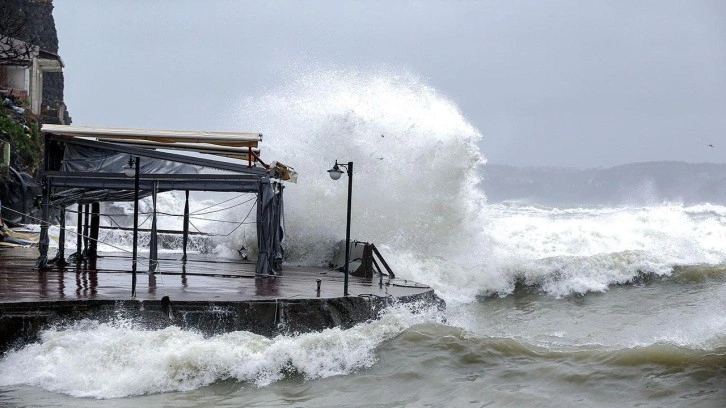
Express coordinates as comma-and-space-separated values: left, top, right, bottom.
99, 138, 260, 161
46, 172, 264, 193
51, 188, 152, 206
41, 124, 261, 148
54, 136, 269, 176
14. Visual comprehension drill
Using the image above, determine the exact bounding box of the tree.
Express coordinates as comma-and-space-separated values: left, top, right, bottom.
0, 2, 35, 65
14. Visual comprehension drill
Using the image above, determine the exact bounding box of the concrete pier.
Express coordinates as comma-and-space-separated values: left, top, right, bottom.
0, 248, 441, 352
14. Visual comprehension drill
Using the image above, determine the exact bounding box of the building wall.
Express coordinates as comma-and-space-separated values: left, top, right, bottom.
2, 0, 68, 121
5, 66, 27, 91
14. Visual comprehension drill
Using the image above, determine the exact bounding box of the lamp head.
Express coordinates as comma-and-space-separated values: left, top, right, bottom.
123, 157, 136, 177
328, 162, 343, 180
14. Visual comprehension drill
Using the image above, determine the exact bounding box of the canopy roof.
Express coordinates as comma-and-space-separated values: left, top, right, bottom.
41, 124, 262, 145
36, 125, 291, 275
42, 124, 262, 160
40, 124, 295, 205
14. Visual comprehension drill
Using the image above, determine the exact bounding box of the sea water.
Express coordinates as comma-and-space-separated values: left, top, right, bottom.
0, 69, 724, 407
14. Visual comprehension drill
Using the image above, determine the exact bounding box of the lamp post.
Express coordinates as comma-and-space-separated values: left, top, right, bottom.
123, 156, 140, 297
327, 160, 353, 296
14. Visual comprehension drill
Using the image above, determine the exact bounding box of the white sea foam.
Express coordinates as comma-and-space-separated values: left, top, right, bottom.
234, 67, 486, 265
4, 68, 725, 403
54, 68, 726, 301
231, 67, 726, 300
0, 302, 443, 399
481, 202, 726, 297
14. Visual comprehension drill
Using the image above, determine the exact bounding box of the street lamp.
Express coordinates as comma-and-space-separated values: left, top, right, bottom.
122, 157, 136, 177
124, 156, 140, 297
327, 160, 353, 296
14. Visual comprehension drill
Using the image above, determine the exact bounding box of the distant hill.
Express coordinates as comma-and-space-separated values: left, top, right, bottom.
480, 162, 726, 206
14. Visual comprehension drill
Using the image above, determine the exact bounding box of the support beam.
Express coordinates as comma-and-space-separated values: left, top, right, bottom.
34, 176, 50, 269
88, 202, 100, 259
73, 203, 82, 262
344, 162, 353, 296
34, 135, 51, 270
46, 172, 262, 193
182, 190, 189, 262
82, 204, 90, 258
131, 157, 140, 297
148, 182, 158, 274
51, 206, 67, 266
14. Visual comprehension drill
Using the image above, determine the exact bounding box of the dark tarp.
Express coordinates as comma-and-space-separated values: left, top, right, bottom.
36, 136, 288, 273
256, 180, 285, 275
0, 166, 40, 223
61, 144, 197, 175
273, 185, 285, 269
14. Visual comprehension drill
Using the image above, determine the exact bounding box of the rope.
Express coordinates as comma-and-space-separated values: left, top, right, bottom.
2, 205, 144, 258
186, 201, 256, 237
57, 203, 258, 227
2, 203, 338, 303
53, 205, 130, 229
7, 204, 172, 299
54, 202, 257, 236
190, 195, 256, 216
4, 196, 256, 269
150, 259, 169, 298
188, 193, 246, 214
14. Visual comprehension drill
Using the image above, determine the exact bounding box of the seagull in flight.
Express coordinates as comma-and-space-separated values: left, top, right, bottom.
708, 144, 714, 148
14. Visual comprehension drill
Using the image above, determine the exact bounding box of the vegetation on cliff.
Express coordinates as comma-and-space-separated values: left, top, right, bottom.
0, 103, 42, 179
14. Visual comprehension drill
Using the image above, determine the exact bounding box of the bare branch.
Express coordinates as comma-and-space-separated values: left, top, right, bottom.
0, 2, 35, 65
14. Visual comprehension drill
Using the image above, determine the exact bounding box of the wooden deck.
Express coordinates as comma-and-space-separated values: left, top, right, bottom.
0, 247, 431, 303
0, 247, 442, 350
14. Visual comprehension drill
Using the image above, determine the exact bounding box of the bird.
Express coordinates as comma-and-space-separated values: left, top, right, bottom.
708, 144, 714, 148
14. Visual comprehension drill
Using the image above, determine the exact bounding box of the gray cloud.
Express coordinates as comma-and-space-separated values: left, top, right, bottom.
54, 0, 726, 167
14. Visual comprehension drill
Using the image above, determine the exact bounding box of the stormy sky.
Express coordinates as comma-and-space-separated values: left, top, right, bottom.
53, 0, 725, 168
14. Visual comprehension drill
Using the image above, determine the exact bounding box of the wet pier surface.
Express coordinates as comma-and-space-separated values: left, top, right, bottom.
0, 248, 430, 302
0, 247, 440, 350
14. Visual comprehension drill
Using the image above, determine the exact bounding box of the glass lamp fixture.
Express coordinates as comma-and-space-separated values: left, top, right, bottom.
123, 157, 136, 177
327, 161, 343, 180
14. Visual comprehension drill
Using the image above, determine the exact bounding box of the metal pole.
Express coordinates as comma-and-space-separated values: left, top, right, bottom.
131, 157, 140, 297
148, 181, 158, 274
34, 134, 52, 268
344, 161, 353, 296
182, 190, 189, 262
82, 204, 89, 257
34, 175, 50, 269
75, 203, 82, 260
57, 206, 66, 263
89, 202, 100, 258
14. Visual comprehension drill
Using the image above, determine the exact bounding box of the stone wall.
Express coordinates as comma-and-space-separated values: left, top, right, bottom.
0, 291, 445, 352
